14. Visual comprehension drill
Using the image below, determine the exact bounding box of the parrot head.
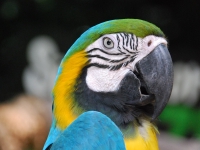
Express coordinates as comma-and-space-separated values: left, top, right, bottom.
51, 19, 173, 149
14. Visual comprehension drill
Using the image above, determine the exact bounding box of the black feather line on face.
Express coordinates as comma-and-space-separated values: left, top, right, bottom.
119, 33, 125, 47
122, 45, 135, 54
74, 67, 145, 128
88, 48, 123, 55
87, 63, 110, 69
87, 55, 111, 61
117, 34, 121, 50
88, 54, 129, 63
135, 36, 139, 51
87, 56, 136, 71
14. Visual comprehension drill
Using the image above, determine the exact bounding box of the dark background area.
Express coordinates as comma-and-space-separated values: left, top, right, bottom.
0, 0, 200, 101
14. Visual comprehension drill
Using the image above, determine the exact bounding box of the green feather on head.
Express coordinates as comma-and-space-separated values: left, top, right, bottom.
64, 19, 165, 61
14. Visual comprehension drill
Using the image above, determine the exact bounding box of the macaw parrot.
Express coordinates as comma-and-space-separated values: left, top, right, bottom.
43, 19, 173, 150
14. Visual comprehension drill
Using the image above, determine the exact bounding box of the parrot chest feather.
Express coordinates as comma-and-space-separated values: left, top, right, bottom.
123, 120, 159, 150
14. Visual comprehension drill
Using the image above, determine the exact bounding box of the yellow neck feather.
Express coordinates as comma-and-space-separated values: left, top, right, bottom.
53, 50, 88, 130
124, 119, 159, 150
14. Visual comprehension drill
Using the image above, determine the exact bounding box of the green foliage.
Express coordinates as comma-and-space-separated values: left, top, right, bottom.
160, 104, 200, 138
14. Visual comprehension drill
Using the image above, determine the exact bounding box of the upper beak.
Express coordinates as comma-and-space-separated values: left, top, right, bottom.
136, 44, 173, 120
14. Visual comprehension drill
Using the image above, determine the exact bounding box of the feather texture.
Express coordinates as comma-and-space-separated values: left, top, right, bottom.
43, 19, 170, 150
49, 111, 125, 150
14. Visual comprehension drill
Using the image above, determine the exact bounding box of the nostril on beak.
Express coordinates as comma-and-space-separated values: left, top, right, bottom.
148, 40, 152, 47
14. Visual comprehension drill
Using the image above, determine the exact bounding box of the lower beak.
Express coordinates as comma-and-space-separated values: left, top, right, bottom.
136, 44, 173, 120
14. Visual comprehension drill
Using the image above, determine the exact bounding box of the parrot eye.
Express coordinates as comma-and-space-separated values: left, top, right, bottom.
103, 37, 114, 49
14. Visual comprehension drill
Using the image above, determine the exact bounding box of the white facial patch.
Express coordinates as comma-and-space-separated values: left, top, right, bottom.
85, 33, 167, 92
86, 66, 130, 92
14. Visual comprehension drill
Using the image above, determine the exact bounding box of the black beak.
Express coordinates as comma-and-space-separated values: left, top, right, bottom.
136, 44, 173, 120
